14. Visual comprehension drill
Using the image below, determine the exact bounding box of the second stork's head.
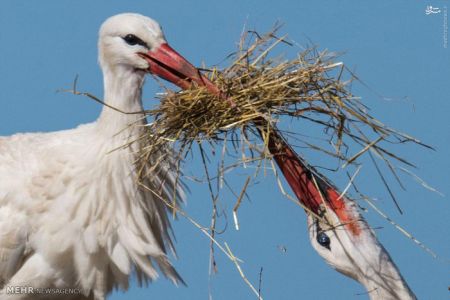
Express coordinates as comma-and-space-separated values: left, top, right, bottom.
306, 197, 416, 300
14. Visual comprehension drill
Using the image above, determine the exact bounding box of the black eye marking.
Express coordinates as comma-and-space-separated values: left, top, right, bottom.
317, 231, 331, 250
122, 34, 148, 48
314, 219, 331, 250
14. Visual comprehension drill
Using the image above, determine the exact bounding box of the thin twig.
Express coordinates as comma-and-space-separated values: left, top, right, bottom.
59, 75, 145, 115
233, 176, 251, 230
225, 243, 263, 300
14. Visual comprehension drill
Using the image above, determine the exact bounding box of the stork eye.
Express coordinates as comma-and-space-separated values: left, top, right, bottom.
317, 231, 331, 250
122, 34, 147, 47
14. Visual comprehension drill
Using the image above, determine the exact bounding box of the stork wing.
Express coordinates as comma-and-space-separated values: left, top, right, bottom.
0, 135, 41, 288
0, 204, 28, 288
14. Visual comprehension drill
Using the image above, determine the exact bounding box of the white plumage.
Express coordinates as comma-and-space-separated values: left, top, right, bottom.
0, 13, 187, 299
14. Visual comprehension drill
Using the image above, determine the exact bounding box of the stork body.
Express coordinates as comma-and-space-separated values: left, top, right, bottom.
0, 115, 179, 298
0, 13, 205, 299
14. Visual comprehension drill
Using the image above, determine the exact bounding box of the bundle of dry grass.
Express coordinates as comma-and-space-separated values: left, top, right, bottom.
137, 28, 425, 196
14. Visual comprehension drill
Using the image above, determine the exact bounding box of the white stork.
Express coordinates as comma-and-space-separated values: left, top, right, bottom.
266, 132, 417, 300
0, 12, 416, 300
0, 13, 216, 300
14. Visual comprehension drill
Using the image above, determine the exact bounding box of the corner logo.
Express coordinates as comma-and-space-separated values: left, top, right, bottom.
425, 5, 441, 15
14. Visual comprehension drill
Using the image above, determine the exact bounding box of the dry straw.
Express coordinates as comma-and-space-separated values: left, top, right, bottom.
137, 28, 427, 209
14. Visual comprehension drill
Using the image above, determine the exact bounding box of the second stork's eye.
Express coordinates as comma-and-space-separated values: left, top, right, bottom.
317, 231, 331, 250
123, 34, 147, 47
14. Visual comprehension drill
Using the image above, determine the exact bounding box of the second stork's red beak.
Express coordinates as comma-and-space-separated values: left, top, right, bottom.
140, 43, 220, 96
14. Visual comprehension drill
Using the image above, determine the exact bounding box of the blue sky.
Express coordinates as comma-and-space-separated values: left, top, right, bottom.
0, 1, 449, 299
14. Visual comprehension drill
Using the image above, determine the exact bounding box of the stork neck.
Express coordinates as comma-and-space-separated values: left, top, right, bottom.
97, 65, 146, 135
359, 256, 416, 300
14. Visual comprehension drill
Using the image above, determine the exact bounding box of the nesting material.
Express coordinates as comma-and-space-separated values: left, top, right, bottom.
137, 29, 425, 207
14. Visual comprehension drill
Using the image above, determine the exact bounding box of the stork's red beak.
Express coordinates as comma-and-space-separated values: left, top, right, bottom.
140, 43, 220, 95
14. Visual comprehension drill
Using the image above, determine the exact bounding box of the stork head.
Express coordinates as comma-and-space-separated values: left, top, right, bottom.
306, 202, 415, 299
98, 13, 218, 93
307, 204, 368, 282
